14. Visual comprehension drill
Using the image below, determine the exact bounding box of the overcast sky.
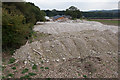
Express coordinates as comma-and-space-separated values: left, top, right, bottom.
26, 0, 119, 11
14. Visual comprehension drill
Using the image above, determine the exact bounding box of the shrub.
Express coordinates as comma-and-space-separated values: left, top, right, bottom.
2, 9, 31, 50
2, 2, 46, 53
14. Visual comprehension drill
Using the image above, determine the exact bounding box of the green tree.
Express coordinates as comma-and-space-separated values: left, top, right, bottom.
2, 2, 46, 52
2, 9, 31, 49
65, 6, 82, 19
68, 6, 78, 11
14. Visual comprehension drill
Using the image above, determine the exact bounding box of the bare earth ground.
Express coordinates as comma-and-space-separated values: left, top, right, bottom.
2, 20, 118, 78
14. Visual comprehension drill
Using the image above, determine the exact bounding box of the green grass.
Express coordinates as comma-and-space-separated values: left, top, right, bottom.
88, 19, 119, 26
21, 68, 29, 74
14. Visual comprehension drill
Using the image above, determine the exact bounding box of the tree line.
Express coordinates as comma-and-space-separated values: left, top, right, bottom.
44, 6, 119, 19
2, 2, 46, 52
44, 6, 82, 19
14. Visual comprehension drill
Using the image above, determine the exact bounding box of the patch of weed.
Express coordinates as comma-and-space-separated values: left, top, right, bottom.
10, 50, 15, 55
41, 61, 44, 64
11, 67, 16, 70
78, 73, 81, 76
2, 76, 5, 79
38, 74, 42, 77
103, 64, 105, 66
2, 66, 6, 71
45, 67, 49, 69
40, 67, 44, 69
29, 39, 33, 43
7, 73, 14, 78
2, 59, 5, 62
14, 70, 18, 73
0, 65, 2, 71
21, 68, 29, 74
46, 78, 51, 80
6, 70, 10, 73
83, 75, 87, 78
0, 75, 2, 79
32, 64, 37, 70
0, 65, 2, 68
8, 57, 16, 64
28, 73, 37, 76
20, 75, 30, 79
15, 64, 18, 66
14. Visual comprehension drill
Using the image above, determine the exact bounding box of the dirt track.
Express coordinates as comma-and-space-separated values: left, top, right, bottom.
12, 20, 118, 78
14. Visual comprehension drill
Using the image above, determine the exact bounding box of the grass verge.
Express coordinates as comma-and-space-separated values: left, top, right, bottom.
88, 19, 119, 26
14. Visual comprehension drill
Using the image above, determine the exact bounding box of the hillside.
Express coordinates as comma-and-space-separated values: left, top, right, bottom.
87, 9, 119, 13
